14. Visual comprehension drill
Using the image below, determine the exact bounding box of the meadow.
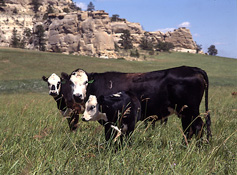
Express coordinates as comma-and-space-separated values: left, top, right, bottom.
0, 48, 236, 174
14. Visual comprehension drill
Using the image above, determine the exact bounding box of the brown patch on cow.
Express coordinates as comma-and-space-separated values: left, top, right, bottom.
231, 92, 237, 97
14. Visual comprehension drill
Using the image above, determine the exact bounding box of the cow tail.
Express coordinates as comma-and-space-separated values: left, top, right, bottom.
200, 69, 212, 142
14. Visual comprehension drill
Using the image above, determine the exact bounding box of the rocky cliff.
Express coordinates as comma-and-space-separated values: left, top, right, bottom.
0, 0, 197, 58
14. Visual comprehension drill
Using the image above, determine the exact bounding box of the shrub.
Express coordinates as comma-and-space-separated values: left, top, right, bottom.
156, 41, 174, 52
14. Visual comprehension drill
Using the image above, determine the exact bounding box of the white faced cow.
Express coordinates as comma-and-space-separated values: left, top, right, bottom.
42, 73, 79, 131
82, 91, 141, 142
63, 66, 211, 142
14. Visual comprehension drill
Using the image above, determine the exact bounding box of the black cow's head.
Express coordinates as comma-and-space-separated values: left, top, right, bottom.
42, 73, 61, 97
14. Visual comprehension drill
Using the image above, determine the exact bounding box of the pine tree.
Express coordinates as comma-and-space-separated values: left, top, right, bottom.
119, 30, 133, 50
43, 5, 54, 20
11, 28, 20, 48
35, 25, 46, 51
0, 0, 6, 7
111, 14, 119, 22
87, 2, 95, 11
140, 36, 153, 50
31, 0, 41, 14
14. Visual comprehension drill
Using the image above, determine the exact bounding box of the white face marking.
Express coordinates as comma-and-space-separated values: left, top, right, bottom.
70, 70, 88, 100
82, 95, 107, 121
48, 73, 61, 96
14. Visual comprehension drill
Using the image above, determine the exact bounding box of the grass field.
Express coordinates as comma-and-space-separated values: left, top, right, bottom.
0, 48, 236, 174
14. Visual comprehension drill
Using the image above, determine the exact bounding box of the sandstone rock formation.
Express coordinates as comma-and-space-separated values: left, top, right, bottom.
0, 0, 197, 58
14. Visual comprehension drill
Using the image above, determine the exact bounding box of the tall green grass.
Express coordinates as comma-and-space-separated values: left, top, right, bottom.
0, 48, 236, 174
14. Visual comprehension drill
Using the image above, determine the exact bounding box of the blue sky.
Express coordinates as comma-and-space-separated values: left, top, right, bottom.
74, 0, 237, 59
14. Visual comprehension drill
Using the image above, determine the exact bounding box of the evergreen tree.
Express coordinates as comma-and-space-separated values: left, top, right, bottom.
11, 28, 20, 48
156, 41, 174, 52
119, 30, 133, 50
20, 28, 32, 48
87, 2, 95, 11
196, 43, 202, 53
43, 5, 54, 20
63, 8, 70, 13
111, 14, 119, 22
208, 45, 218, 56
139, 36, 153, 50
31, 0, 41, 14
0, 0, 6, 6
70, 1, 81, 11
35, 25, 46, 51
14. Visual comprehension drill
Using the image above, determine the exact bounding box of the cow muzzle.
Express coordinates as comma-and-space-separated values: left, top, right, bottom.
81, 116, 89, 122
73, 94, 83, 103
49, 90, 59, 97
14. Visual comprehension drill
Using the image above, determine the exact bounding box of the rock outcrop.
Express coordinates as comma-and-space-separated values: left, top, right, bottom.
0, 0, 197, 58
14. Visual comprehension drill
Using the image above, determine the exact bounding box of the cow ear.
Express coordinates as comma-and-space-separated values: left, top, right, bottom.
98, 95, 104, 104
61, 72, 69, 80
42, 76, 48, 82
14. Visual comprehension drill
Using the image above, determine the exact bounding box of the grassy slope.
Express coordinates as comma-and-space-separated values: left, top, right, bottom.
0, 48, 236, 174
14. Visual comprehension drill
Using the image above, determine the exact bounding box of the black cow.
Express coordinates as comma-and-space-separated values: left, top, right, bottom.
42, 73, 80, 131
82, 91, 141, 141
65, 66, 211, 142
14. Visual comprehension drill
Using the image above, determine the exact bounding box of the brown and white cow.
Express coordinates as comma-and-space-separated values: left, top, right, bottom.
42, 73, 80, 131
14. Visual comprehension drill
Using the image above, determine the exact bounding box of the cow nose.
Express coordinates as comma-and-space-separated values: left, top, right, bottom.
82, 117, 86, 121
74, 93, 82, 98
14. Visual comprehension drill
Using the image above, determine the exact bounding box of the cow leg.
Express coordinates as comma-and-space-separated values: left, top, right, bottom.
180, 107, 204, 143
71, 114, 79, 131
192, 115, 204, 140
67, 113, 79, 131
181, 116, 194, 141
104, 124, 113, 141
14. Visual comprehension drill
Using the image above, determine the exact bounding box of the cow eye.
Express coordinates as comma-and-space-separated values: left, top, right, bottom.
90, 105, 95, 110
57, 82, 60, 88
84, 81, 88, 85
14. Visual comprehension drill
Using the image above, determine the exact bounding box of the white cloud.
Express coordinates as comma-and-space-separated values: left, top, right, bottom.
193, 33, 200, 37
77, 2, 87, 10
178, 21, 191, 28
214, 42, 227, 45
156, 28, 175, 33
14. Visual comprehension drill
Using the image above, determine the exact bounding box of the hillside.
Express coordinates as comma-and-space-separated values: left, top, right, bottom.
0, 0, 197, 58
0, 48, 236, 94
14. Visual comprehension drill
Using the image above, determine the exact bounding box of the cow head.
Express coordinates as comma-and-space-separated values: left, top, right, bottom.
42, 73, 74, 108
70, 69, 89, 103
82, 95, 101, 121
42, 73, 61, 97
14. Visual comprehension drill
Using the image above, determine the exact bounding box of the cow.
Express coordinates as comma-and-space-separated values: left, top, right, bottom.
42, 73, 80, 131
82, 91, 141, 142
64, 66, 211, 142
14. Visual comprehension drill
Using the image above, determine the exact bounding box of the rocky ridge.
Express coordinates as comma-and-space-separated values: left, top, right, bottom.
0, 0, 197, 58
